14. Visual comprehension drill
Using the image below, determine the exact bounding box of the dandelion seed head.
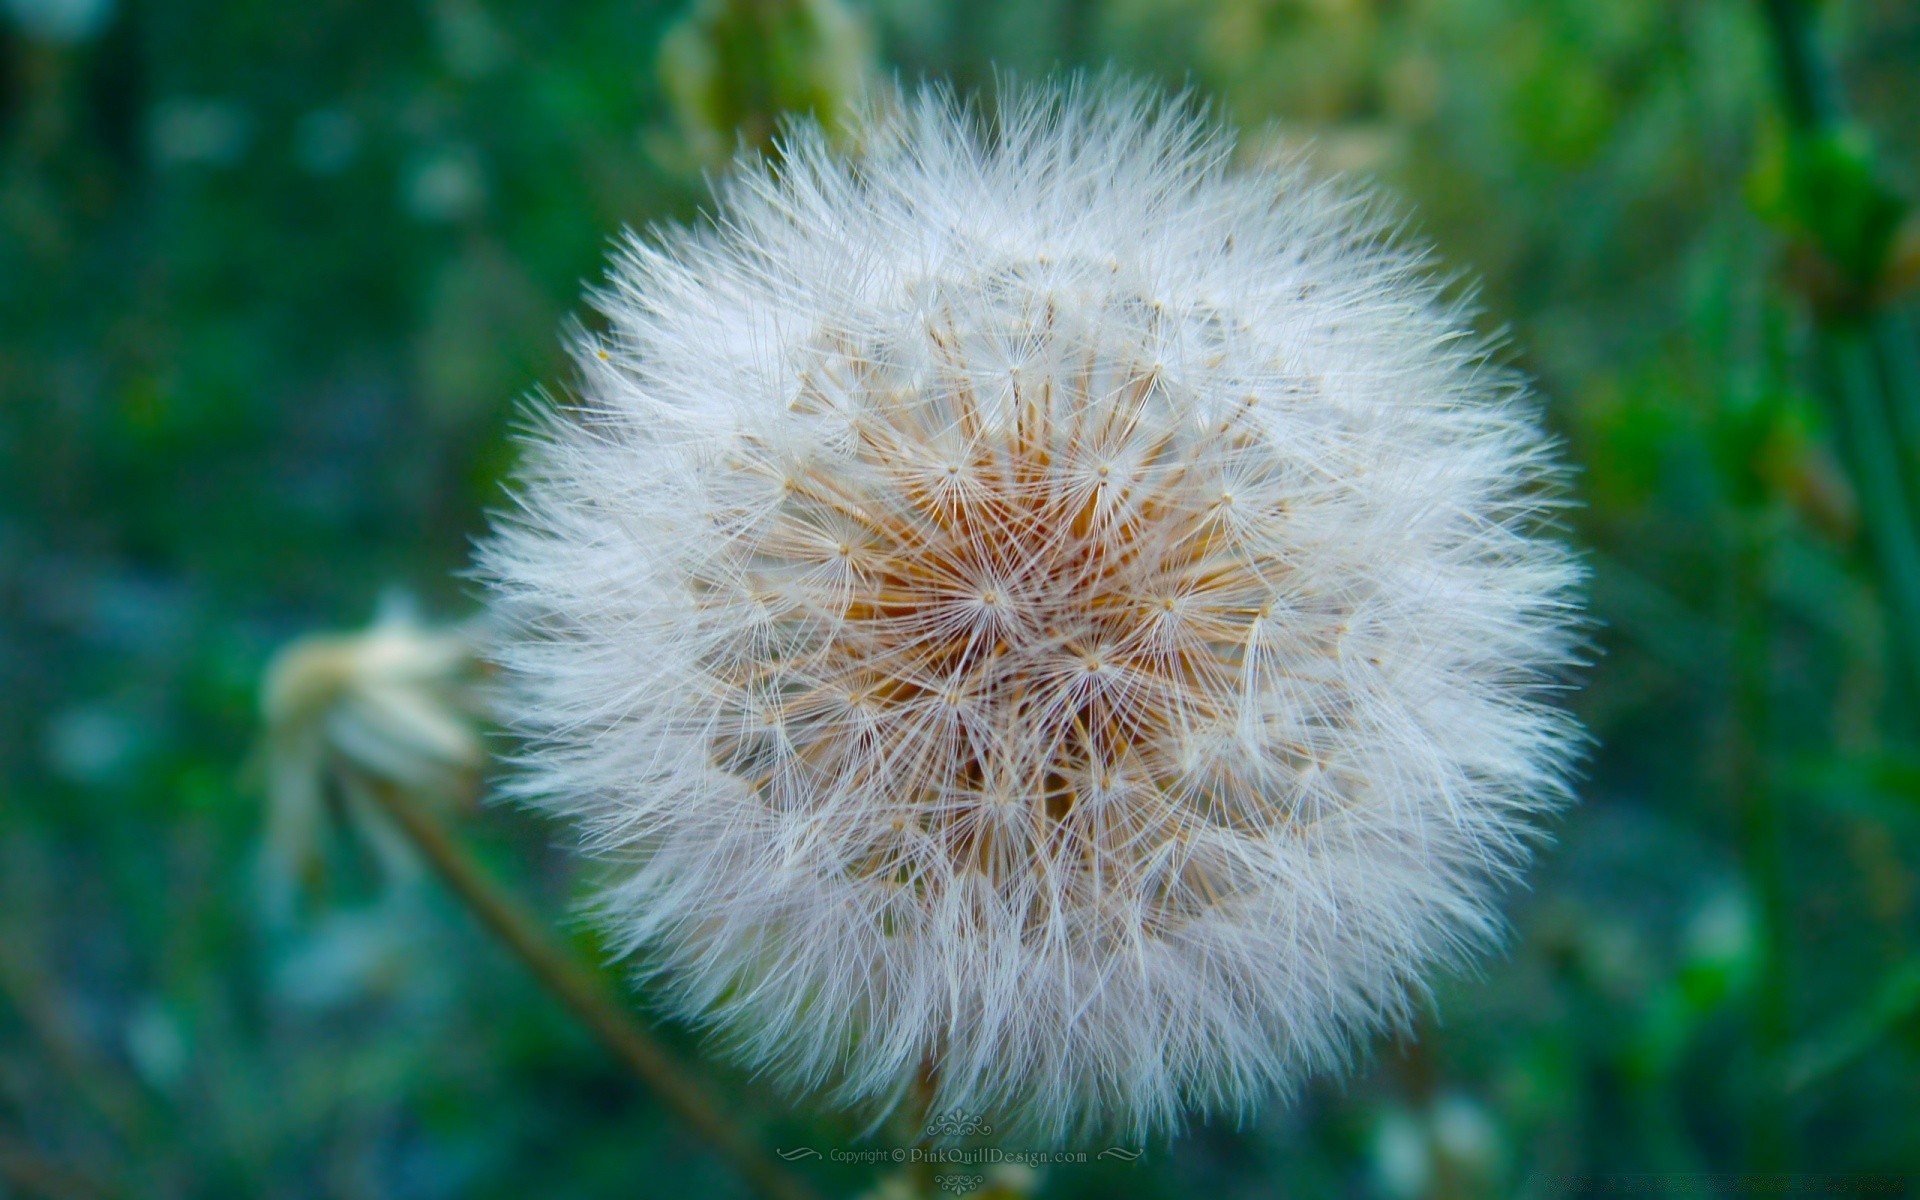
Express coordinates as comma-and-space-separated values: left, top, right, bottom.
257, 602, 485, 919
481, 79, 1584, 1140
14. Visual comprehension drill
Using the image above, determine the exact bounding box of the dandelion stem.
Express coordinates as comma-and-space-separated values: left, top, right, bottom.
914, 1057, 942, 1193
353, 774, 823, 1200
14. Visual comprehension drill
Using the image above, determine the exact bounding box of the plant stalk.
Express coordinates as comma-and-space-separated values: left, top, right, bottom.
1755, 0, 1920, 697
1732, 529, 1789, 1174
1759, 0, 1841, 127
1826, 329, 1920, 694
1870, 310, 1920, 477
354, 774, 823, 1200
1743, 0, 1920, 1175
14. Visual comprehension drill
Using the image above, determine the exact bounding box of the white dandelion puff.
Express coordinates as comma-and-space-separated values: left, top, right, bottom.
257, 599, 486, 916
480, 79, 1585, 1141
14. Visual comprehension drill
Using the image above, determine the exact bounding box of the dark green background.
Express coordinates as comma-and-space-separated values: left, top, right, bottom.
4, 0, 1919, 1196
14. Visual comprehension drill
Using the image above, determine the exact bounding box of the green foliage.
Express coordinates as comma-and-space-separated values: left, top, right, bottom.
1749, 122, 1909, 295
658, 0, 875, 164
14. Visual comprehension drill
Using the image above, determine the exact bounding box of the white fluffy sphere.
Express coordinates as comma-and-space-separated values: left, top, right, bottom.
481, 81, 1584, 1140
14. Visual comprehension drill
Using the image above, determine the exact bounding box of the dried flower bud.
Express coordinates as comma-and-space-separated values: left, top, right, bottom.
258, 602, 484, 910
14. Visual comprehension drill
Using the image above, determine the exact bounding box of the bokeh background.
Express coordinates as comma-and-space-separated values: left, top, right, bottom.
4, 0, 1919, 1196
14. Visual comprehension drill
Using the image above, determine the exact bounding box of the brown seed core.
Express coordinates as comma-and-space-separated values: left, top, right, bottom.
699, 299, 1330, 933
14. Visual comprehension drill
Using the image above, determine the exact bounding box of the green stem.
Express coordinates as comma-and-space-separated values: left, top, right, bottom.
1740, 0, 1914, 1174
1758, 0, 1841, 127
1753, 0, 1920, 700
353, 775, 823, 1200
1869, 310, 1920, 480
1829, 324, 1920, 696
1732, 529, 1790, 1174
889, 1057, 941, 1199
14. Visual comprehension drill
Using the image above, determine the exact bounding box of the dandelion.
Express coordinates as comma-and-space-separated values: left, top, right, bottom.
258, 600, 485, 914
481, 80, 1584, 1140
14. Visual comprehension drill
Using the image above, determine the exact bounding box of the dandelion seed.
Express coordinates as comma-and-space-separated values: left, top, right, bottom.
481, 80, 1585, 1140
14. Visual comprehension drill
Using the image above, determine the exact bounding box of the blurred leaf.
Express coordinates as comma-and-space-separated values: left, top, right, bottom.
1786, 960, 1920, 1092
1788, 748, 1920, 811
657, 0, 875, 167
1749, 123, 1910, 300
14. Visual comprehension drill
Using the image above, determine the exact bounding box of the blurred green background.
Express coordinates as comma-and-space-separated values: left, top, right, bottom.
4, 0, 1919, 1196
